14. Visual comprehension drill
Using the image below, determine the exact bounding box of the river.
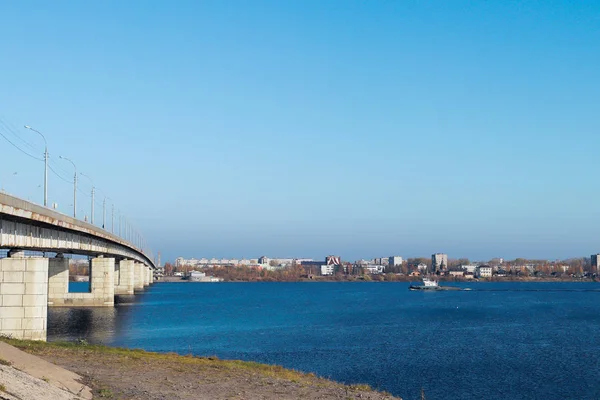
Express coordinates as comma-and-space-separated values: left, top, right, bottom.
50, 281, 600, 399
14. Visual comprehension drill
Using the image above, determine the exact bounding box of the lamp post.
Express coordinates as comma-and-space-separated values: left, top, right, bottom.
79, 173, 95, 225
24, 125, 48, 207
59, 156, 77, 218
95, 188, 110, 230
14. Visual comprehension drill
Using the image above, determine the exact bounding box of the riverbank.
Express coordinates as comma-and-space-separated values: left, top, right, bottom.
160, 275, 597, 283
0, 338, 399, 400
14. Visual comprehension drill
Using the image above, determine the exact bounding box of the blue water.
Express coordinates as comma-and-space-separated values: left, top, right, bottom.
68, 281, 90, 293
47, 282, 600, 399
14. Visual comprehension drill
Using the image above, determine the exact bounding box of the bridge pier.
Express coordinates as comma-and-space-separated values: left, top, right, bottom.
115, 259, 135, 295
0, 252, 48, 340
134, 262, 145, 291
48, 257, 114, 307
47, 254, 69, 306
90, 257, 114, 306
143, 266, 149, 287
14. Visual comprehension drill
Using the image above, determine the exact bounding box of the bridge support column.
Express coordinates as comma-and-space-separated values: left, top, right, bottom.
148, 267, 153, 284
114, 261, 120, 287
115, 260, 134, 295
47, 254, 69, 306
134, 262, 144, 291
0, 252, 48, 341
143, 266, 150, 287
90, 257, 114, 306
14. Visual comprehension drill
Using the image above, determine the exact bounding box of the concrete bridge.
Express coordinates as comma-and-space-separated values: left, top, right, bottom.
0, 192, 156, 341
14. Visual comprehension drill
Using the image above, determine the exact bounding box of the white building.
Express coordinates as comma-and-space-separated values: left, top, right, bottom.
477, 266, 493, 278
591, 254, 600, 272
272, 258, 295, 266
188, 271, 206, 281
295, 258, 314, 265
432, 253, 448, 273
461, 265, 478, 274
364, 265, 385, 274
388, 256, 403, 267
321, 265, 334, 276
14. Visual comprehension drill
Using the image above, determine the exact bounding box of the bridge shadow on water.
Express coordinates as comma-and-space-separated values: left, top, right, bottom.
47, 295, 140, 344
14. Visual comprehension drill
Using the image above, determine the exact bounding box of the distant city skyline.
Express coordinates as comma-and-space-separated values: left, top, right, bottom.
1, 2, 600, 262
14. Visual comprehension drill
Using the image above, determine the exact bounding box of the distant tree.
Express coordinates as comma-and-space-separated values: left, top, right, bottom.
164, 262, 173, 276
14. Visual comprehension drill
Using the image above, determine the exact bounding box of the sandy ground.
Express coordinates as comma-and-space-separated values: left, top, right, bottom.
3, 340, 401, 400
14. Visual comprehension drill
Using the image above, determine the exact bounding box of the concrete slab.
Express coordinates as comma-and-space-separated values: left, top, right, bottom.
0, 341, 92, 399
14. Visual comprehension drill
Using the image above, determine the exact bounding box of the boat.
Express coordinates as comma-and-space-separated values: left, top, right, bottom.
409, 278, 439, 290
409, 277, 462, 291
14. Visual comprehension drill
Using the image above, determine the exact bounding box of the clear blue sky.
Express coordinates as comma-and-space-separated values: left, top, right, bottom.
1, 1, 599, 262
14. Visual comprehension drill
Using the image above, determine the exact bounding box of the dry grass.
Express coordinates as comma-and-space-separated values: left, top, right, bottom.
0, 337, 399, 400
0, 357, 12, 366
1, 338, 321, 384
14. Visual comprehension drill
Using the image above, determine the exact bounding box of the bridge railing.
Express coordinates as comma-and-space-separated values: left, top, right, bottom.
0, 192, 155, 268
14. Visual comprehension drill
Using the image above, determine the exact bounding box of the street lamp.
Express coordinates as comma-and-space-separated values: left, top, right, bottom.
58, 156, 77, 218
79, 172, 95, 225
24, 125, 48, 207
95, 187, 110, 230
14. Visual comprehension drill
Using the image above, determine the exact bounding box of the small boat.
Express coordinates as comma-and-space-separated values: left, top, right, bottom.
409, 278, 439, 291
409, 278, 461, 291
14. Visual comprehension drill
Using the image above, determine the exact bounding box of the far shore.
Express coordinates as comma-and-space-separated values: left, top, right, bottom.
158, 275, 598, 283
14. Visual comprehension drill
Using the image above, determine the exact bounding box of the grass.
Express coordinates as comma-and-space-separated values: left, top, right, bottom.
98, 387, 114, 398
0, 336, 395, 399
0, 337, 318, 383
0, 383, 5, 392
0, 357, 12, 366
349, 383, 372, 391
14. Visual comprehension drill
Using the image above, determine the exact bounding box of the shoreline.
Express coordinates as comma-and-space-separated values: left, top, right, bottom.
0, 338, 399, 400
159, 275, 598, 283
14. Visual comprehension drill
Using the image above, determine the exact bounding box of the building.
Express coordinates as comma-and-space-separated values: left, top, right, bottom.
449, 270, 464, 277
477, 265, 493, 278
321, 265, 334, 276
431, 253, 448, 273
373, 258, 389, 266
388, 256, 403, 267
188, 271, 206, 281
591, 254, 600, 273
461, 264, 478, 274
364, 265, 385, 274
258, 256, 270, 265
294, 258, 314, 265
326, 256, 341, 266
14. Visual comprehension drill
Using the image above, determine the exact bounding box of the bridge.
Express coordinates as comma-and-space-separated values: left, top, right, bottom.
0, 192, 157, 341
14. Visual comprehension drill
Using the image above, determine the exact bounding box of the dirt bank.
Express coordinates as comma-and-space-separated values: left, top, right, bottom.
1, 338, 400, 400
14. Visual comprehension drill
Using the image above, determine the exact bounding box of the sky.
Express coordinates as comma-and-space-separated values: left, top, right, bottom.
1, 1, 599, 262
